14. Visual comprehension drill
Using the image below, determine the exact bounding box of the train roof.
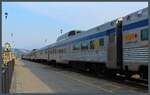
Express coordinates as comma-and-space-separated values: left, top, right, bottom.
38, 43, 56, 50
86, 7, 148, 34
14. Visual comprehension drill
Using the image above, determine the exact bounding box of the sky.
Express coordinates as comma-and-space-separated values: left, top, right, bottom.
2, 2, 148, 50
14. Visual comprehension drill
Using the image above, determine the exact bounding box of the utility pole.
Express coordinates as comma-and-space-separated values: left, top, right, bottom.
60, 29, 63, 34
0, 2, 2, 93
1, 11, 9, 93
44, 39, 47, 46
10, 33, 14, 49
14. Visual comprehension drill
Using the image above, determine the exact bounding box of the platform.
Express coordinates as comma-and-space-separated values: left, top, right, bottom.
10, 59, 53, 93
10, 59, 148, 95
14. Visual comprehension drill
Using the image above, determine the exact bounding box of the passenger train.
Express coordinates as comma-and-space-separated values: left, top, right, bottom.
22, 7, 148, 80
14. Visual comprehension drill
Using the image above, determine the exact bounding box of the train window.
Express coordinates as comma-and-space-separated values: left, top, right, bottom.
73, 42, 81, 50
76, 31, 81, 34
60, 49, 62, 53
63, 48, 66, 53
81, 40, 89, 50
45, 50, 47, 54
90, 40, 94, 49
56, 49, 59, 54
94, 39, 99, 49
58, 49, 60, 53
62, 48, 64, 53
141, 28, 148, 41
99, 38, 104, 46
61, 49, 63, 53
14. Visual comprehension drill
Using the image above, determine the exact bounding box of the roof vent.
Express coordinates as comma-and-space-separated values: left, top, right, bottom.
97, 27, 100, 31
110, 21, 114, 26
127, 15, 131, 21
137, 10, 143, 17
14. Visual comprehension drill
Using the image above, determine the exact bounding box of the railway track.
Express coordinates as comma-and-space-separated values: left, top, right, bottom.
105, 75, 148, 91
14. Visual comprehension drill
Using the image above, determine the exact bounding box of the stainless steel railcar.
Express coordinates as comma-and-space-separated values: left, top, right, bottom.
22, 7, 148, 79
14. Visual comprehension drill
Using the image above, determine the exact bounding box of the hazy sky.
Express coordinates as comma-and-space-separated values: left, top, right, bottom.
2, 2, 148, 50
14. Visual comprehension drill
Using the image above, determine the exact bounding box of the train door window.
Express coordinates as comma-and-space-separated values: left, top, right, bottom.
90, 40, 94, 49
63, 48, 65, 53
54, 49, 56, 54
45, 50, 47, 54
61, 48, 63, 53
52, 49, 54, 54
141, 28, 148, 41
58, 49, 60, 53
63, 48, 66, 53
59, 49, 61, 53
61, 49, 63, 53
53, 49, 55, 54
99, 38, 104, 46
57, 49, 58, 54
81, 40, 89, 50
109, 33, 115, 43
60, 49, 62, 53
51, 49, 53, 54
57, 49, 59, 54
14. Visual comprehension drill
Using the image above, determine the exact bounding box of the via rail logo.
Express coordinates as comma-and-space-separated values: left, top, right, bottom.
124, 32, 138, 44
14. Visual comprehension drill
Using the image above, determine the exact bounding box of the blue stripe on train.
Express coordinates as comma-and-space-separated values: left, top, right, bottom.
53, 19, 148, 48
123, 19, 148, 31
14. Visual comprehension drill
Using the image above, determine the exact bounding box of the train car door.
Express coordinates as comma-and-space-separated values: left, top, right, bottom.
107, 18, 123, 70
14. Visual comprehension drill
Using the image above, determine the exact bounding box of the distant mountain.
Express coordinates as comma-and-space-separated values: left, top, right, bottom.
12, 48, 31, 58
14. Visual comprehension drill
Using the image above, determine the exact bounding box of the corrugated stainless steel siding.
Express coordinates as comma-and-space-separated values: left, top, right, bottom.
123, 47, 148, 63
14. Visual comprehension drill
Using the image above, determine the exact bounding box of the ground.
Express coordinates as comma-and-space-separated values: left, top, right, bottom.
10, 59, 148, 95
